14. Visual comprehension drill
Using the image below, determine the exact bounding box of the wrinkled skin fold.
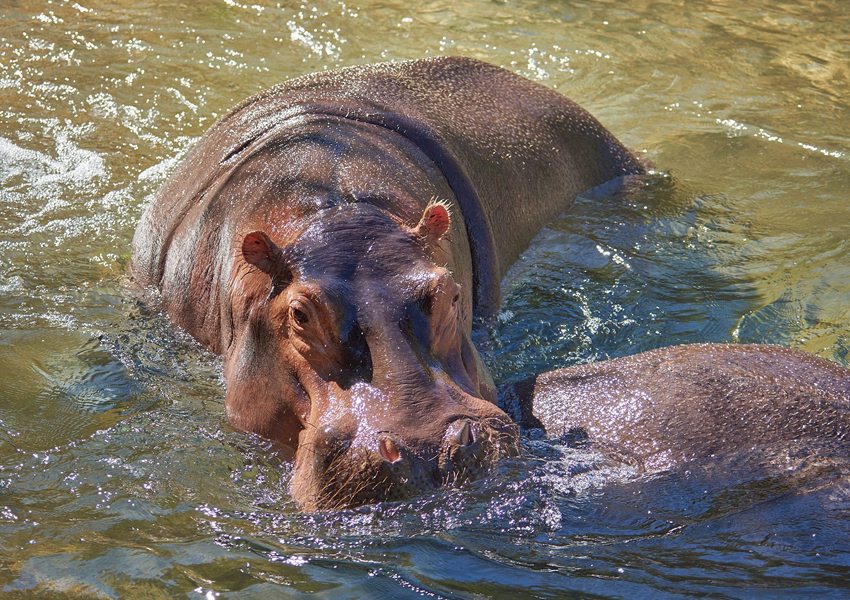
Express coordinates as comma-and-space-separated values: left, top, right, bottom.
129, 56, 645, 510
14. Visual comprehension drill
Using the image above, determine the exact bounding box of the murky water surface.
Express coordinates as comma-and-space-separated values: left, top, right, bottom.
1, 0, 849, 597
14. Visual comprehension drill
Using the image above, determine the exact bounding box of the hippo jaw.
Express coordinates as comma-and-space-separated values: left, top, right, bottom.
224, 202, 518, 510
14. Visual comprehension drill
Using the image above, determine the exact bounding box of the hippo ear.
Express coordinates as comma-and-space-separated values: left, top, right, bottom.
412, 202, 451, 244
242, 231, 292, 287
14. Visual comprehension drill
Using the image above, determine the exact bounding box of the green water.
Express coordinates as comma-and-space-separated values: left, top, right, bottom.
1, 0, 848, 598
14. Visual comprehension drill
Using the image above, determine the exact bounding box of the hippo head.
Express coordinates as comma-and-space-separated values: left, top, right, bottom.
224, 202, 517, 510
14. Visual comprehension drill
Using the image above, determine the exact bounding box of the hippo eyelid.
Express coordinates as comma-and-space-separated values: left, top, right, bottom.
289, 295, 318, 330
432, 277, 461, 312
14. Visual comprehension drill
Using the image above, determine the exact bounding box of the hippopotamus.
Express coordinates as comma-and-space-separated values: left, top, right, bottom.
130, 56, 645, 509
502, 343, 850, 470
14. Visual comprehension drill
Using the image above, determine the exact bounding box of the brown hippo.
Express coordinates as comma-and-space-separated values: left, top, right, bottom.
130, 56, 645, 509
502, 343, 850, 470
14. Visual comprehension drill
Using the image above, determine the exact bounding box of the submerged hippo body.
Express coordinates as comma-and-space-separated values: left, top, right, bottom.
130, 56, 644, 509
503, 343, 850, 470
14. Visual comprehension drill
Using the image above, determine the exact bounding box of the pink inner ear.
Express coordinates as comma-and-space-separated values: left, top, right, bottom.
242, 231, 277, 273
420, 203, 451, 240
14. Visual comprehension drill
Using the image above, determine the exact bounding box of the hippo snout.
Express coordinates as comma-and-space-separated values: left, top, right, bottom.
291, 414, 518, 510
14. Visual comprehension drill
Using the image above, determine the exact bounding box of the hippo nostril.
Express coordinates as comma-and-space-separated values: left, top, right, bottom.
459, 421, 473, 446
448, 419, 474, 448
379, 437, 402, 463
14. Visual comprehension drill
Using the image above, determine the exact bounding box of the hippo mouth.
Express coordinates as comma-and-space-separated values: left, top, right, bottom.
291, 413, 519, 511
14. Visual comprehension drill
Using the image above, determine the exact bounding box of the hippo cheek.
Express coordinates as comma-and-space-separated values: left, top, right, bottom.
222, 326, 309, 456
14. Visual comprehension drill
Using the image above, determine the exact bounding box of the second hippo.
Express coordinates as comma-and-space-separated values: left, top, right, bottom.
503, 343, 850, 470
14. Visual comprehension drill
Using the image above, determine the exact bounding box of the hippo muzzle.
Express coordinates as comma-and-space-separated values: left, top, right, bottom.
291, 382, 518, 510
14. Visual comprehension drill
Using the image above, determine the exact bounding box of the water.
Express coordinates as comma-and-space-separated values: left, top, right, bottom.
1, 0, 849, 597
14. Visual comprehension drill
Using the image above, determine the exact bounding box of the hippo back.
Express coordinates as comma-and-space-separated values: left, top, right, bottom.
131, 56, 644, 348
503, 343, 850, 469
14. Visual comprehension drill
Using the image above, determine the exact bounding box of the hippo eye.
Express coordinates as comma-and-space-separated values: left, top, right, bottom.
292, 307, 309, 325
289, 300, 310, 326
